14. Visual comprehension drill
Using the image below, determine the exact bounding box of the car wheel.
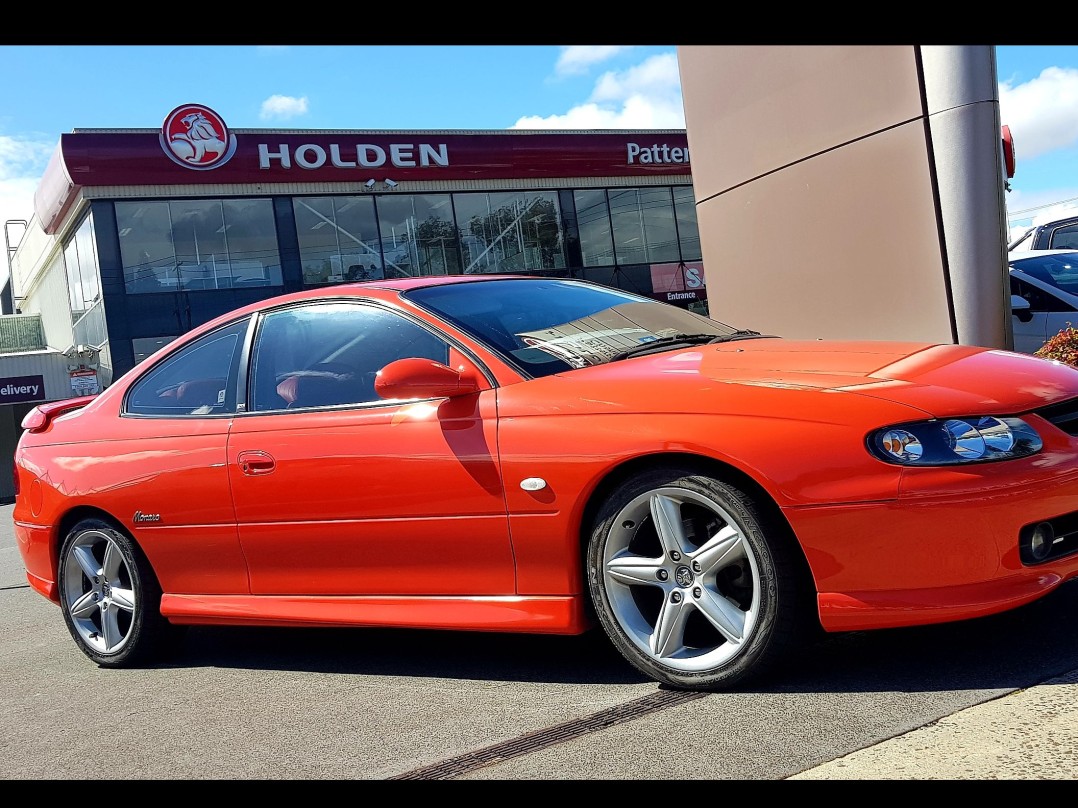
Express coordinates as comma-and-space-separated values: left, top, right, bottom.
587, 466, 810, 691
58, 517, 176, 668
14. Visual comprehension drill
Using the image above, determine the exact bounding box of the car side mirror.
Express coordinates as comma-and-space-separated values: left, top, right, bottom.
374, 358, 481, 400
1011, 294, 1034, 323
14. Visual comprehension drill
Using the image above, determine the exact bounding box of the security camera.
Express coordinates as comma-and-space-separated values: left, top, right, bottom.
365, 178, 376, 189
384, 178, 398, 187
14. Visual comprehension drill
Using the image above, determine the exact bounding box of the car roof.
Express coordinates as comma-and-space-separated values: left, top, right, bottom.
160, 274, 590, 347
222, 273, 545, 313
1009, 248, 1078, 263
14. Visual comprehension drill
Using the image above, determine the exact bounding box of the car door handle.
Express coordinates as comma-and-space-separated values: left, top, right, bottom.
237, 450, 276, 475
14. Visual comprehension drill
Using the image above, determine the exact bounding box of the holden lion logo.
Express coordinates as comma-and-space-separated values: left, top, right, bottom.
160, 103, 237, 170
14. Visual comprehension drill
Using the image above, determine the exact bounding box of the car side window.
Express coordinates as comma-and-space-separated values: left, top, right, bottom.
249, 302, 451, 412
1047, 224, 1078, 250
125, 318, 250, 416
1010, 277, 1074, 313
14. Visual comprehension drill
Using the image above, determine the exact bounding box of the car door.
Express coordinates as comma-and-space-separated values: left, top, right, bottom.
226, 300, 514, 596
118, 316, 251, 594
1010, 274, 1065, 353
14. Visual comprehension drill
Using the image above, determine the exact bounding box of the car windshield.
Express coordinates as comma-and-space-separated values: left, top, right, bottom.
1012, 253, 1078, 295
405, 277, 753, 377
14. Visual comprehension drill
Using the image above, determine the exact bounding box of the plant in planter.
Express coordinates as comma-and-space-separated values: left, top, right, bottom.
1035, 324, 1078, 367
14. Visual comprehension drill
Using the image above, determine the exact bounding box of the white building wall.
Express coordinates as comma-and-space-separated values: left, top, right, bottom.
19, 249, 75, 353
10, 208, 66, 302
0, 350, 77, 402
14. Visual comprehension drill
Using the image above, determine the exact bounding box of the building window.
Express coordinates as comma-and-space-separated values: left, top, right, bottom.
574, 189, 615, 268
64, 212, 101, 324
375, 193, 459, 277
455, 190, 566, 274
673, 186, 701, 261
609, 188, 681, 266
294, 195, 384, 285
117, 199, 283, 294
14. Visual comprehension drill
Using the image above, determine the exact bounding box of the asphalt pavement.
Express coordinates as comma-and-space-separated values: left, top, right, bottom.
4, 497, 1078, 780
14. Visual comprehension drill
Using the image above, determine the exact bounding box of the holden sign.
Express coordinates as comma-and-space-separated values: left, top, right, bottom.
160, 103, 238, 170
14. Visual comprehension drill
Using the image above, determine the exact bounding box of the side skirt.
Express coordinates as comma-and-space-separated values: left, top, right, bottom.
160, 593, 593, 634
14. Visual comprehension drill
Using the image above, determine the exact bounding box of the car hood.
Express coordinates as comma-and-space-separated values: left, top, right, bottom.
544, 339, 1078, 417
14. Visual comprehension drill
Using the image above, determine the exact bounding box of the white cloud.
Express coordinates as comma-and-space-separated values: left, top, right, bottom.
0, 134, 57, 233
1031, 202, 1078, 225
554, 46, 633, 77
589, 53, 681, 104
514, 52, 684, 130
999, 67, 1078, 159
259, 95, 309, 121
1005, 186, 1078, 224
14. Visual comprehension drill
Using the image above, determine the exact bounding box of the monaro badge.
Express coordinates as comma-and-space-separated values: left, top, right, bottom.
133, 511, 161, 523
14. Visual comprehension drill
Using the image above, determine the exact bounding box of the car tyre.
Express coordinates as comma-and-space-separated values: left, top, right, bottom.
587, 466, 812, 691
58, 517, 178, 668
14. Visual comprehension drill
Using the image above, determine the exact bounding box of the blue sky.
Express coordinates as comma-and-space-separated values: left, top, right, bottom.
0, 45, 1072, 241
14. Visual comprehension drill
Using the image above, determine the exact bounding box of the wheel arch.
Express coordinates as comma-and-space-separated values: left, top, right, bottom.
577, 451, 821, 612
54, 506, 136, 564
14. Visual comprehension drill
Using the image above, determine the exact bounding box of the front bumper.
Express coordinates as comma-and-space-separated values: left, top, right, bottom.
787, 457, 1078, 631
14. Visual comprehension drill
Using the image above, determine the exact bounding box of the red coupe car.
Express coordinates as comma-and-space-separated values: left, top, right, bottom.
13, 275, 1078, 691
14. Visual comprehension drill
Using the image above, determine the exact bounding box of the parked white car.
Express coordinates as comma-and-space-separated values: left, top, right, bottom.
1008, 214, 1078, 252
1010, 249, 1078, 353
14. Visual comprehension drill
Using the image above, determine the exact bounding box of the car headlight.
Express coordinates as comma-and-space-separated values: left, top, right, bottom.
868, 416, 1042, 465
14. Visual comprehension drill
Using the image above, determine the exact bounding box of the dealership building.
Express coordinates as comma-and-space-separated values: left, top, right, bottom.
0, 104, 704, 498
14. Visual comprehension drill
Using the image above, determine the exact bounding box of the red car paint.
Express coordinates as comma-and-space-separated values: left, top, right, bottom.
15, 275, 1078, 687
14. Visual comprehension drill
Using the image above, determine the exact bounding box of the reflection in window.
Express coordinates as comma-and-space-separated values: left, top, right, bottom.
132, 336, 180, 366
117, 199, 283, 294
375, 193, 460, 277
249, 302, 450, 411
610, 188, 681, 266
294, 195, 384, 285
64, 212, 101, 324
574, 189, 615, 268
1049, 225, 1078, 250
456, 190, 566, 274
73, 304, 107, 351
673, 186, 701, 261
125, 318, 249, 416
1014, 254, 1078, 296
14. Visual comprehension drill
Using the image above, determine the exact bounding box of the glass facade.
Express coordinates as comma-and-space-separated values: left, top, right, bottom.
65, 212, 101, 324
116, 199, 283, 293
61, 211, 110, 367
294, 195, 383, 284
116, 185, 699, 294
375, 193, 459, 277
609, 188, 681, 265
456, 190, 566, 274
574, 189, 616, 267
98, 182, 703, 377
673, 186, 701, 262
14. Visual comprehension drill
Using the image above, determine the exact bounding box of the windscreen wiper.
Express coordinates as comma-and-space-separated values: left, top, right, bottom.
706, 329, 778, 343
609, 331, 774, 362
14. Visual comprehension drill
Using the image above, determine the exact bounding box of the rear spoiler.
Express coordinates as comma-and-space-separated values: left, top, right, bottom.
21, 395, 97, 433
